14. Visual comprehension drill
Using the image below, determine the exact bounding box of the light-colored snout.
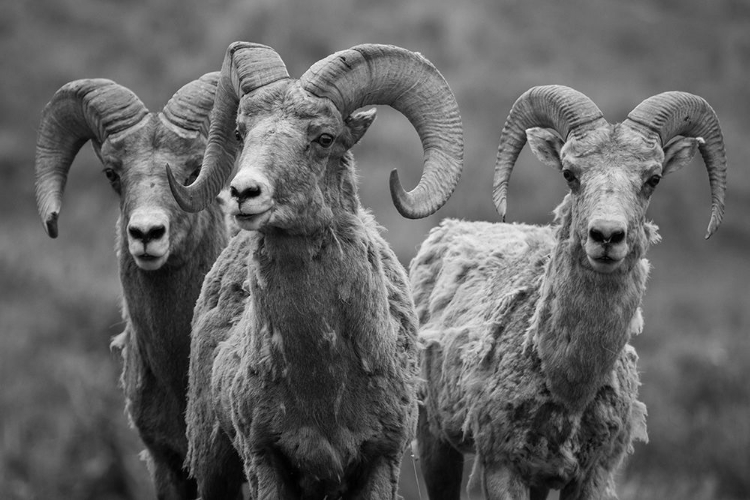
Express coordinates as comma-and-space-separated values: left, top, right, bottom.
127, 209, 171, 270
229, 170, 275, 231
585, 216, 629, 273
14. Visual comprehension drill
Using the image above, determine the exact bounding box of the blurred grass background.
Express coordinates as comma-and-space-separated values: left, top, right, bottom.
1, 0, 748, 498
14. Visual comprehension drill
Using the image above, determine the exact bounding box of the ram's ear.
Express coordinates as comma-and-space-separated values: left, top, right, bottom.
662, 136, 703, 176
526, 127, 564, 171
345, 108, 377, 145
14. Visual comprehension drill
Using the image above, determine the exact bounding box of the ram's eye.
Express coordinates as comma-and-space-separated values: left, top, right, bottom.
103, 168, 119, 183
234, 129, 243, 142
316, 134, 335, 148
646, 174, 661, 188
562, 169, 576, 183
184, 167, 200, 186
103, 168, 121, 194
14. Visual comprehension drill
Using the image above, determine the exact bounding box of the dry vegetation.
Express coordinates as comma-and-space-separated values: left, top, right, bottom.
1, 0, 748, 498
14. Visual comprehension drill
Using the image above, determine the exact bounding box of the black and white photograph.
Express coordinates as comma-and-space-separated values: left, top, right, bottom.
1, 1, 748, 499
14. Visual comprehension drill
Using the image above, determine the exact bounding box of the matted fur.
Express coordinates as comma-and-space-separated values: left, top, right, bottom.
183, 80, 422, 498
187, 208, 420, 499
112, 198, 227, 498
413, 87, 724, 500
412, 199, 654, 499
35, 74, 229, 499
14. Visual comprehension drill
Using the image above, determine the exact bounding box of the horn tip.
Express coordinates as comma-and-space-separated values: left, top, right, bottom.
389, 169, 426, 219
389, 169, 410, 218
705, 211, 723, 239
44, 212, 59, 238
705, 221, 719, 240
166, 163, 202, 213
493, 194, 507, 222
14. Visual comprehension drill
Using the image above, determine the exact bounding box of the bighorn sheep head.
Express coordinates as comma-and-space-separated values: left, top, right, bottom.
494, 85, 727, 274
167, 42, 463, 230
34, 73, 219, 270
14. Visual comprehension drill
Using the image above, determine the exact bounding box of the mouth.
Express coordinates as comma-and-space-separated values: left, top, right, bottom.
586, 254, 624, 274
234, 209, 273, 231
133, 252, 168, 271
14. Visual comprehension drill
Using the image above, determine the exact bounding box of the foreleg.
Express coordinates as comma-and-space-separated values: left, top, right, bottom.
247, 449, 300, 500
530, 486, 550, 500
481, 463, 529, 500
142, 448, 197, 500
191, 430, 244, 500
559, 476, 614, 500
351, 455, 402, 500
416, 408, 464, 500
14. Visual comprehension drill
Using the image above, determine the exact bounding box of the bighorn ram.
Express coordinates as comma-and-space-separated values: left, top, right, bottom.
410, 86, 727, 499
34, 74, 229, 499
166, 42, 463, 499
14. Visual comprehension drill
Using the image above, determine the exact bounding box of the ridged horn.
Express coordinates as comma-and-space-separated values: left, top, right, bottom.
624, 92, 727, 239
162, 72, 220, 136
493, 85, 606, 220
167, 42, 289, 212
35, 79, 149, 237
299, 44, 463, 219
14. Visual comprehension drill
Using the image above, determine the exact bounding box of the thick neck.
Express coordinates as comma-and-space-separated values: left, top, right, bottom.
117, 204, 227, 395
529, 226, 650, 412
245, 212, 398, 401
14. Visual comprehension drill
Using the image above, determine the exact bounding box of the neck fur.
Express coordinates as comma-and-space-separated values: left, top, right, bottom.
526, 199, 656, 412
116, 204, 227, 395
247, 210, 399, 389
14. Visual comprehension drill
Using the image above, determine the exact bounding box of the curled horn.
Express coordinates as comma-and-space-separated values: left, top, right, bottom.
299, 44, 463, 219
493, 85, 606, 220
624, 92, 727, 238
162, 72, 220, 136
167, 43, 289, 213
34, 80, 149, 237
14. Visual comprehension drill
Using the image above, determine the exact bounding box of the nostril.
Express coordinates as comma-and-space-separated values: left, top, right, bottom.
589, 225, 626, 245
146, 225, 166, 241
129, 225, 166, 243
230, 183, 262, 203
589, 228, 605, 243
129, 226, 145, 241
610, 230, 625, 244
245, 185, 261, 198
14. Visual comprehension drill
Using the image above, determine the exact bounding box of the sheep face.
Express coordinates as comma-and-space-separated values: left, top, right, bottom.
526, 124, 701, 274
96, 115, 208, 271
228, 80, 375, 234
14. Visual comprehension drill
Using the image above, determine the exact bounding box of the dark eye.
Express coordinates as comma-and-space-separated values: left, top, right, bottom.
235, 129, 243, 142
646, 174, 661, 188
316, 133, 335, 148
103, 168, 119, 183
562, 169, 576, 183
184, 167, 200, 186
103, 168, 121, 193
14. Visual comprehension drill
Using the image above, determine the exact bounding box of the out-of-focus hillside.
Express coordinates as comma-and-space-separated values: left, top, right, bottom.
1, 0, 748, 498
